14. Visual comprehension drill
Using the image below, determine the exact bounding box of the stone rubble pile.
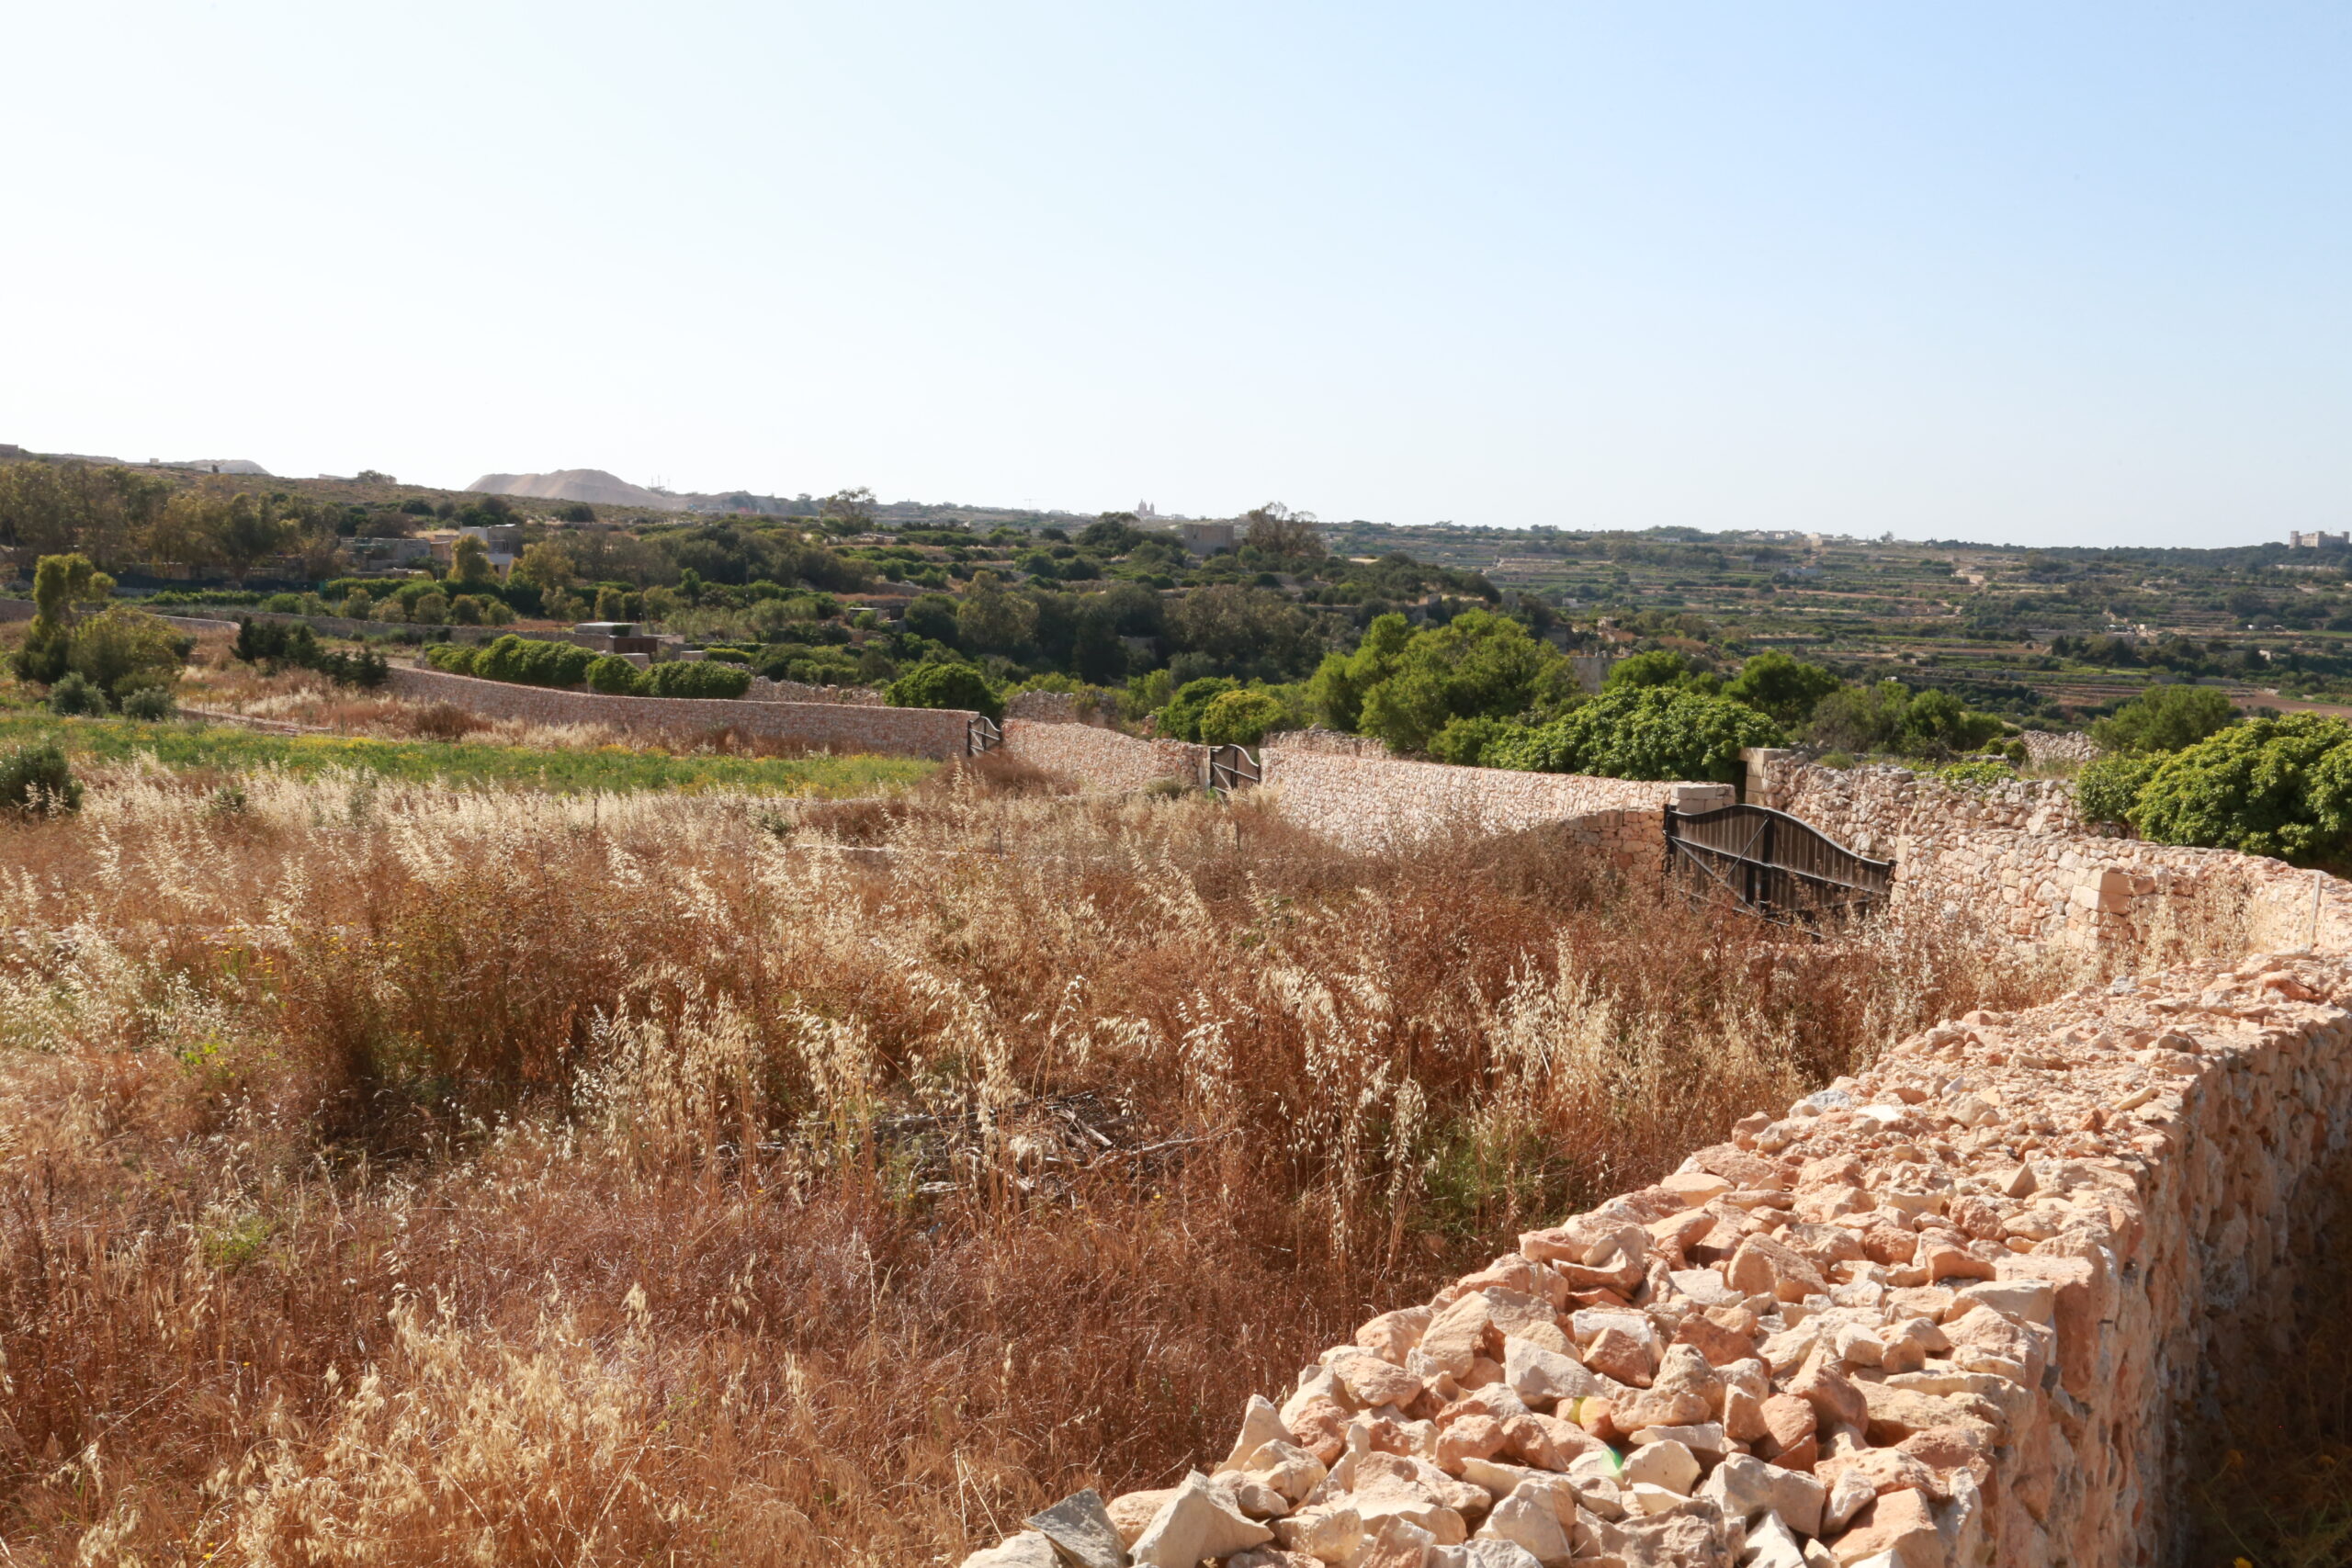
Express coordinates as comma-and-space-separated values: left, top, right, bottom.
962, 949, 2352, 1568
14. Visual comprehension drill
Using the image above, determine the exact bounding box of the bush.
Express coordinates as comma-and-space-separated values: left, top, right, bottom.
68, 606, 191, 700
315, 649, 390, 688
2090, 682, 2237, 753
1154, 677, 1239, 742
642, 660, 753, 700
264, 593, 303, 614
1937, 760, 2016, 791
886, 661, 1001, 719
586, 655, 646, 695
473, 635, 598, 689
1429, 714, 1512, 766
0, 740, 82, 814
47, 671, 110, 716
120, 685, 177, 721
2076, 753, 2161, 826
2127, 715, 2352, 863
1197, 688, 1285, 747
1489, 686, 1785, 783
425, 642, 481, 676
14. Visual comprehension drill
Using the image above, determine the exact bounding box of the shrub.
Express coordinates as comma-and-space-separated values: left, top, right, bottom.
425, 643, 481, 676
120, 685, 177, 721
1197, 688, 1285, 747
1154, 676, 1238, 741
2090, 682, 2237, 753
886, 661, 1001, 719
315, 649, 390, 688
340, 591, 375, 619
585, 655, 645, 695
1429, 714, 1512, 766
2127, 715, 2352, 863
1489, 686, 1785, 783
2076, 753, 2161, 826
47, 671, 110, 716
264, 593, 303, 614
1937, 760, 2015, 791
642, 660, 753, 700
0, 740, 82, 814
69, 606, 192, 700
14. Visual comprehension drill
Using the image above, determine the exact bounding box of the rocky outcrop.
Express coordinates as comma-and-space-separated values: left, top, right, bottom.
964, 950, 2352, 1567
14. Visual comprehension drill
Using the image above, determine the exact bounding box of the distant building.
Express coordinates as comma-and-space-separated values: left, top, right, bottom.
1180, 521, 1237, 555
2289, 530, 2349, 547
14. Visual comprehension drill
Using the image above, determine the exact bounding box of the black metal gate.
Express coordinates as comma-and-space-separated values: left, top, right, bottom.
1664, 803, 1893, 926
1204, 744, 1261, 794
967, 715, 1002, 755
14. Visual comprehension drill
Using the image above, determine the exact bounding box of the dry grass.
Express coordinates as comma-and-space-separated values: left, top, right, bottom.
0, 764, 2154, 1564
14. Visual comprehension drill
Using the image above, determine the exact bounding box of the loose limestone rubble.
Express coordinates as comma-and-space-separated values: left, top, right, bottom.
961, 949, 2352, 1567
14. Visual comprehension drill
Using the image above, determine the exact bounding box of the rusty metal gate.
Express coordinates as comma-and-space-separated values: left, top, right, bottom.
967, 715, 1002, 756
1664, 802, 1893, 926
1204, 743, 1260, 794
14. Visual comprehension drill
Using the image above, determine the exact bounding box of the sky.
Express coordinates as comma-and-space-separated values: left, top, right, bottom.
4, 3, 2347, 548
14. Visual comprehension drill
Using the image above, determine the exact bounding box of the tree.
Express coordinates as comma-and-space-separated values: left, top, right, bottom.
956, 573, 1038, 656
1155, 678, 1238, 741
1352, 610, 1574, 754
1309, 613, 1413, 734
1199, 688, 1286, 746
2090, 683, 2236, 753
1604, 649, 1714, 693
13, 553, 113, 684
1489, 686, 1785, 783
2126, 715, 2352, 863
1070, 605, 1128, 684
1241, 502, 1325, 561
1724, 651, 1841, 726
67, 606, 191, 701
451, 535, 495, 587
1168, 584, 1318, 678
820, 487, 876, 531
216, 493, 288, 583
886, 661, 1001, 719
903, 593, 962, 647
514, 541, 577, 593
1079, 514, 1146, 555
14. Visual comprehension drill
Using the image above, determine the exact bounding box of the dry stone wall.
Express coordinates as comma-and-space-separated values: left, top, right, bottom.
1001, 720, 1204, 793
382, 665, 972, 758
1255, 749, 1705, 857
964, 950, 2352, 1568
1745, 754, 2352, 955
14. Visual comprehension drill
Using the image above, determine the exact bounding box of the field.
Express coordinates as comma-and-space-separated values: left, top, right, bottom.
0, 742, 2147, 1566
0, 711, 937, 797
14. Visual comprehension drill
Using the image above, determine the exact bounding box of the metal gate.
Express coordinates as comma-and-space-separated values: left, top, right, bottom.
967, 715, 1002, 756
1664, 803, 1893, 926
1204, 744, 1261, 794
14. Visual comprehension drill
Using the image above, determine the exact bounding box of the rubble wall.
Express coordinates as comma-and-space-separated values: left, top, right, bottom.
1000, 720, 1205, 793
1745, 755, 2352, 953
1254, 748, 1694, 855
381, 665, 973, 757
964, 951, 2352, 1568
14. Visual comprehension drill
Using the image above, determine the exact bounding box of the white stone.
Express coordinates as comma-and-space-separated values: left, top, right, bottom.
1620, 1439, 1700, 1496
1129, 1472, 1273, 1566
960, 1532, 1062, 1568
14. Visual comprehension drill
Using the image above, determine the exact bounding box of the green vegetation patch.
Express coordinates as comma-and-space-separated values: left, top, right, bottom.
0, 715, 934, 797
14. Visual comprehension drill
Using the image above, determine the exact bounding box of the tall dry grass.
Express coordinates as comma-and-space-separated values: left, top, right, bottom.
0, 764, 2159, 1564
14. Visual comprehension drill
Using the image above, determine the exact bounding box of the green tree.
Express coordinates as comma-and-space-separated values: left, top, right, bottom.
2089, 683, 2237, 753
1240, 502, 1325, 560
215, 494, 288, 583
1308, 613, 1413, 733
1353, 610, 1573, 754
1490, 686, 1784, 783
887, 660, 1001, 719
956, 573, 1038, 656
1604, 649, 1699, 691
1198, 688, 1286, 746
450, 534, 496, 588
1154, 677, 1238, 741
13, 552, 114, 684
2126, 715, 2352, 863
902, 592, 963, 647
1724, 651, 1841, 726
67, 606, 191, 700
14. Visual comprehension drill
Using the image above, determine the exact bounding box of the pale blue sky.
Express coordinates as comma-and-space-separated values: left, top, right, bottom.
5, 4, 2346, 546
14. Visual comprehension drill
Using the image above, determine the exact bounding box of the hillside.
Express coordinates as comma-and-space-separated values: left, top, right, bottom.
469, 468, 689, 511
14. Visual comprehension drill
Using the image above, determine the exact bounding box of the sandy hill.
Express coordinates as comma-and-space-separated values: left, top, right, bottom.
469, 469, 687, 511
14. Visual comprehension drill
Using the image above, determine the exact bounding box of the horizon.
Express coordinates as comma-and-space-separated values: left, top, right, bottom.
6, 4, 2347, 549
